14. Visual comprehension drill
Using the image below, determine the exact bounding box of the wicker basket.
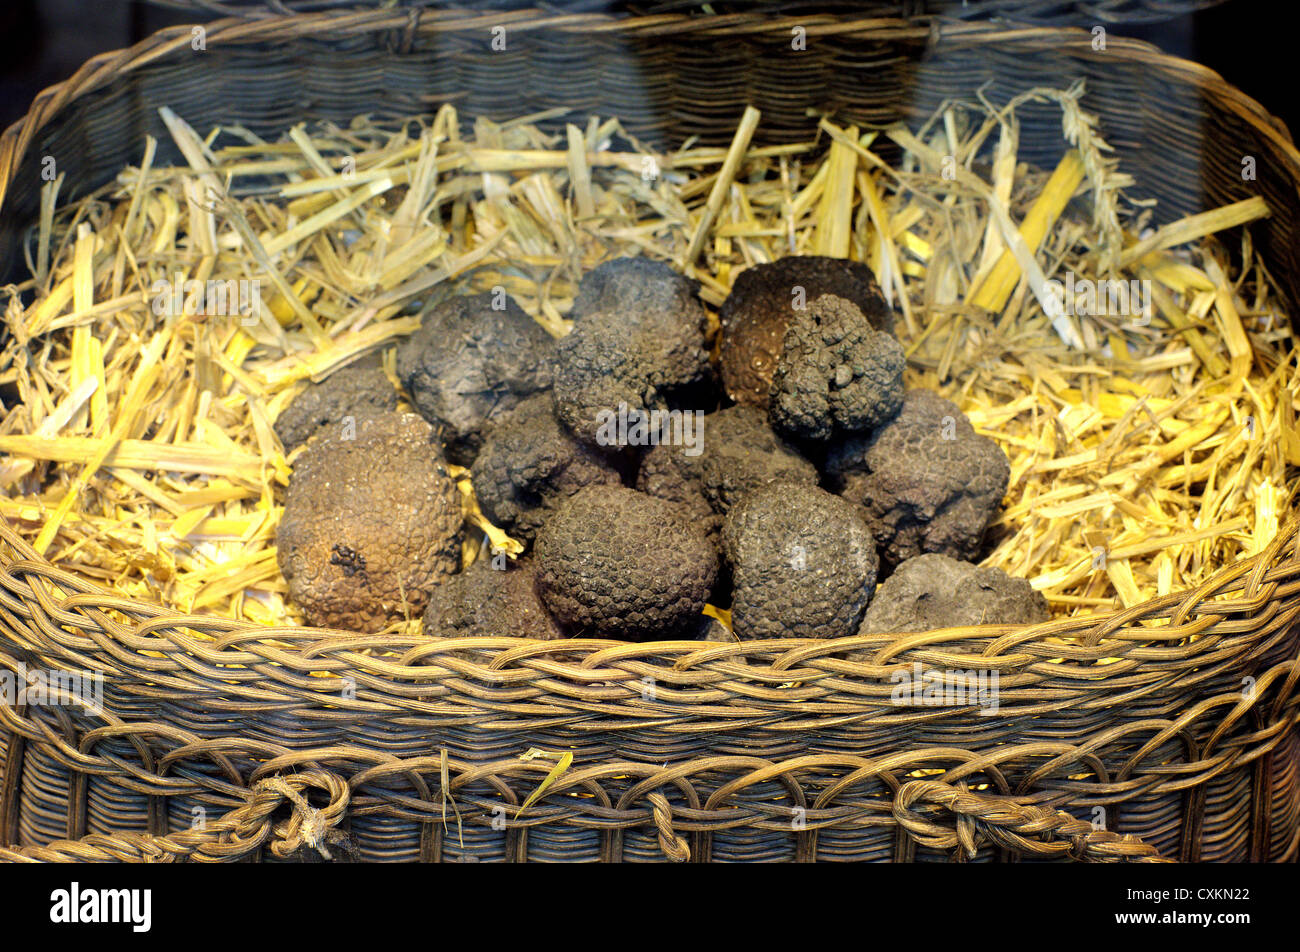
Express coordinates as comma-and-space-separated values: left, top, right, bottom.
138, 0, 1231, 27
1, 6, 1297, 863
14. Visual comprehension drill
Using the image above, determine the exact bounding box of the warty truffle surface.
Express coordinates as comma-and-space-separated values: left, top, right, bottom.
396, 291, 555, 464
423, 555, 565, 641
276, 412, 461, 632
470, 392, 622, 544
273, 352, 398, 451
723, 481, 878, 640
826, 389, 1010, 566
769, 294, 905, 442
534, 485, 718, 640
553, 257, 713, 450
698, 405, 818, 514
720, 255, 894, 407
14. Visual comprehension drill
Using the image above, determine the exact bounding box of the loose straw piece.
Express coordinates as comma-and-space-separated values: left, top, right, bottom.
967, 150, 1086, 313
680, 105, 760, 270
1118, 197, 1269, 268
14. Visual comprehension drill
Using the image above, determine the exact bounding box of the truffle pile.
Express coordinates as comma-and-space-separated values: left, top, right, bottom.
275, 254, 1045, 640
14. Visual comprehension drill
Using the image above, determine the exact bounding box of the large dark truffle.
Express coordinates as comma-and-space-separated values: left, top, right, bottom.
698, 405, 818, 514
637, 405, 818, 536
720, 256, 894, 407
396, 291, 555, 464
552, 257, 713, 450
571, 256, 702, 320
769, 294, 905, 442
534, 485, 718, 640
276, 412, 461, 632
470, 392, 621, 544
273, 353, 398, 451
858, 553, 1048, 634
422, 555, 565, 641
635, 440, 718, 538
826, 389, 1010, 567
723, 481, 878, 640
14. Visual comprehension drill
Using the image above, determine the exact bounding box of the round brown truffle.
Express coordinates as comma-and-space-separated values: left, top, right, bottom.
470, 392, 621, 545
552, 257, 713, 450
857, 553, 1048, 635
720, 256, 894, 407
635, 404, 817, 543
825, 389, 1010, 567
273, 353, 398, 452
635, 440, 719, 540
534, 485, 718, 641
276, 412, 461, 632
698, 405, 818, 514
395, 291, 555, 465
769, 294, 905, 442
423, 555, 565, 641
723, 481, 878, 641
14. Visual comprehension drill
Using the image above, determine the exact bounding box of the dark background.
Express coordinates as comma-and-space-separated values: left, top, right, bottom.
0, 2, 1288, 143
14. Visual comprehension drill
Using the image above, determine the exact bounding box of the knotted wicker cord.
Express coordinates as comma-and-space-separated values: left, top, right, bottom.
893, 780, 1171, 861
0, 771, 350, 863
647, 792, 691, 862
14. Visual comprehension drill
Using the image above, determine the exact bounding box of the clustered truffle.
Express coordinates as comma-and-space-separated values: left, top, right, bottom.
273, 353, 398, 452
636, 404, 817, 540
552, 258, 714, 449
724, 482, 878, 640
396, 291, 555, 465
470, 392, 622, 543
719, 255, 894, 407
768, 294, 905, 443
697, 405, 818, 514
826, 389, 1011, 567
275, 252, 1037, 643
534, 485, 718, 641
275, 412, 461, 633
423, 556, 565, 641
858, 553, 1048, 635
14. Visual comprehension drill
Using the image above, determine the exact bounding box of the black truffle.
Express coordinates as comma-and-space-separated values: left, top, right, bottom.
769, 294, 904, 442
720, 256, 894, 407
572, 256, 701, 320
396, 291, 555, 464
698, 405, 818, 514
469, 393, 621, 544
635, 440, 718, 539
858, 553, 1048, 634
534, 485, 718, 641
273, 353, 398, 451
276, 412, 461, 633
422, 555, 566, 641
826, 389, 1010, 567
637, 405, 818, 535
553, 257, 713, 450
723, 481, 878, 640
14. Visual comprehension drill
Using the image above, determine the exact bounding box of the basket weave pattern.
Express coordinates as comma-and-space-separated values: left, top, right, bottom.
0, 8, 1298, 862
139, 0, 1230, 28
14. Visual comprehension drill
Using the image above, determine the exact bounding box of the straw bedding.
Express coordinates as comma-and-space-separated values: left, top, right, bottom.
1, 84, 1296, 633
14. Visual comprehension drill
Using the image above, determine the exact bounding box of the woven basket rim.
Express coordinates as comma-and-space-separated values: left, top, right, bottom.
2, 513, 1298, 719
4, 7, 1300, 206
133, 0, 1232, 28
0, 7, 1298, 712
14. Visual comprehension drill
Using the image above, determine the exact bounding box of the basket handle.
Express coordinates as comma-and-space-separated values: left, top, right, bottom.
892, 779, 1170, 862
0, 770, 350, 863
